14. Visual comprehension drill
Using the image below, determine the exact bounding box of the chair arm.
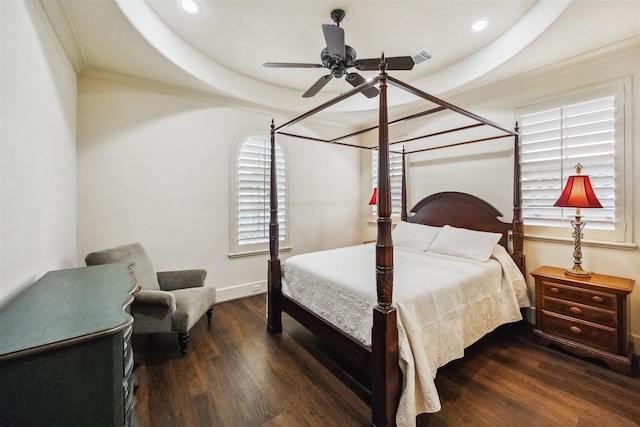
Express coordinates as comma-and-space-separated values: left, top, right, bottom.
157, 269, 207, 291
133, 290, 176, 311
131, 290, 175, 334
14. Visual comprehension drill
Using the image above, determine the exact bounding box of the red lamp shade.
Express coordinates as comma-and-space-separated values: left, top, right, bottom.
368, 188, 377, 205
553, 175, 602, 208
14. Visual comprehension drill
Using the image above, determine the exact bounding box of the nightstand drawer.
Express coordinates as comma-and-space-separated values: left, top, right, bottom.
541, 296, 617, 328
541, 311, 617, 353
541, 281, 615, 310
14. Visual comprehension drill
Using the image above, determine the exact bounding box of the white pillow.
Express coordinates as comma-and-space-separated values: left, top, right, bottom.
392, 221, 441, 251
427, 225, 501, 261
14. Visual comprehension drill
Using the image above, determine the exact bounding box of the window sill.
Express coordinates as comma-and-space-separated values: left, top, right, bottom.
229, 245, 292, 259
524, 234, 636, 250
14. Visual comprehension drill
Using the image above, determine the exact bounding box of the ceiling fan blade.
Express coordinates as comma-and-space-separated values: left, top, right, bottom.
346, 73, 379, 98
302, 75, 333, 98
354, 56, 415, 71
322, 24, 345, 59
263, 62, 324, 68
386, 56, 415, 70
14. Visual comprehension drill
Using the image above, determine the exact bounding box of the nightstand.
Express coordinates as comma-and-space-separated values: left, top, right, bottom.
530, 266, 635, 375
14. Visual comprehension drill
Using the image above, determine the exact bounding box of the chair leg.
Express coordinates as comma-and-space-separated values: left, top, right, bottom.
206, 306, 214, 325
178, 332, 189, 355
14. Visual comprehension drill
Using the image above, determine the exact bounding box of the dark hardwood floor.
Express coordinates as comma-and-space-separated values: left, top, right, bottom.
132, 295, 640, 427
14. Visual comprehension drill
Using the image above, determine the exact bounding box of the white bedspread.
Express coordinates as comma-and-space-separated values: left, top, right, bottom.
282, 243, 530, 426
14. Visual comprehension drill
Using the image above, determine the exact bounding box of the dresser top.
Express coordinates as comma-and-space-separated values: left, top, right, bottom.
530, 265, 635, 293
0, 264, 135, 362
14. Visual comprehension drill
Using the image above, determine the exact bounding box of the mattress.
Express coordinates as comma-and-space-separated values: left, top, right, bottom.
281, 243, 530, 426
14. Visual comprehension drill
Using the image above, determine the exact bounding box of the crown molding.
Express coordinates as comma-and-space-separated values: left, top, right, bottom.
518, 36, 640, 83
78, 67, 356, 132
39, 0, 87, 73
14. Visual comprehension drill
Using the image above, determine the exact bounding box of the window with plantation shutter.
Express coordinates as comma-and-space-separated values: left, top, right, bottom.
517, 81, 630, 243
371, 145, 404, 216
231, 135, 288, 256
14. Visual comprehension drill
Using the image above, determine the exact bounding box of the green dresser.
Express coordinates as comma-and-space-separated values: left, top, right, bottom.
0, 264, 138, 426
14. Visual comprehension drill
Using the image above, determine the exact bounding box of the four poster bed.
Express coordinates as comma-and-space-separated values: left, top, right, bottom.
266, 57, 529, 427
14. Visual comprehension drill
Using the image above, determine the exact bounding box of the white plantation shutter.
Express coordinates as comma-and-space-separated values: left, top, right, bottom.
233, 136, 287, 254
372, 147, 404, 216
518, 83, 628, 242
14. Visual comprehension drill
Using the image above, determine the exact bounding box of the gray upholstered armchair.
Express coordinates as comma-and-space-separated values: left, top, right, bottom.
85, 242, 216, 355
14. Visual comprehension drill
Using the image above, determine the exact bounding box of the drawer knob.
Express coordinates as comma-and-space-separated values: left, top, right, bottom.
592, 296, 604, 303
570, 326, 582, 334
570, 306, 583, 315
550, 287, 560, 294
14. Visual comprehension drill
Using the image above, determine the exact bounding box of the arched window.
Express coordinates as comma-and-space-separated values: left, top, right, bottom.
231, 134, 288, 256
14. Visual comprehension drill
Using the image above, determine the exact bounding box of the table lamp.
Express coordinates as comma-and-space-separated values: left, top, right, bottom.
369, 187, 377, 206
553, 163, 602, 277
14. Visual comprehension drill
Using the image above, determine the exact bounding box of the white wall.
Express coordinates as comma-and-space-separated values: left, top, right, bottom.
77, 77, 361, 301
0, 0, 77, 302
382, 41, 640, 345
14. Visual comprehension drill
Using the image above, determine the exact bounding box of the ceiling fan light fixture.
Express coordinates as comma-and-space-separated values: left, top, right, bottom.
179, 0, 201, 15
470, 19, 489, 32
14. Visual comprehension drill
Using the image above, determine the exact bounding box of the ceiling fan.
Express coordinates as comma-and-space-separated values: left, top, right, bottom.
263, 9, 415, 98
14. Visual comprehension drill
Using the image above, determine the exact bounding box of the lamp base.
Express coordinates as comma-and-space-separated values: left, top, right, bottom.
565, 265, 592, 278
564, 212, 592, 278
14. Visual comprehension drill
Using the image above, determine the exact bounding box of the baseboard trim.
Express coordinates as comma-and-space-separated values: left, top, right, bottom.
216, 280, 266, 303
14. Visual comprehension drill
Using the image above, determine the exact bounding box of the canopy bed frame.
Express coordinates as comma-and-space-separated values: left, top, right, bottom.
266, 56, 523, 427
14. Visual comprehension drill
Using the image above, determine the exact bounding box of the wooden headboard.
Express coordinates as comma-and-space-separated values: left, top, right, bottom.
406, 191, 513, 250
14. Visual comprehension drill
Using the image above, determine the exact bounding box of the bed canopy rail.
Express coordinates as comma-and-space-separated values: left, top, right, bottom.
271, 69, 517, 150
273, 106, 515, 150
386, 76, 514, 134
268, 55, 522, 427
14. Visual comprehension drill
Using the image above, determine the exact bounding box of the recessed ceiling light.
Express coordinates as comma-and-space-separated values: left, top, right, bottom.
180, 0, 201, 15
470, 20, 488, 33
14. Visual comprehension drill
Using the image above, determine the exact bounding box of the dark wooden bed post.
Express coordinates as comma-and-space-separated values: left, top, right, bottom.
267, 119, 283, 335
371, 57, 401, 427
512, 123, 525, 273
401, 146, 407, 222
